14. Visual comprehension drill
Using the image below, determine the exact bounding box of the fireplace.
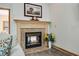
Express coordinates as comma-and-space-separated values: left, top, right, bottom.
15, 20, 49, 54
25, 32, 42, 49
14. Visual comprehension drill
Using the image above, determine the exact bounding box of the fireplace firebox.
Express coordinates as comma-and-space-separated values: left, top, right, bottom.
25, 32, 42, 49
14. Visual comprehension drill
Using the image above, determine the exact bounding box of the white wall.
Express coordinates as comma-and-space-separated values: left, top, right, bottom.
50, 3, 79, 54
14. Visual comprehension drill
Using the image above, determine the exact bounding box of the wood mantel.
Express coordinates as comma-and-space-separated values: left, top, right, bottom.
14, 19, 51, 24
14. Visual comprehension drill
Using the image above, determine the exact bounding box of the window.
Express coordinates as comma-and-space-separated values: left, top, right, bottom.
0, 8, 10, 34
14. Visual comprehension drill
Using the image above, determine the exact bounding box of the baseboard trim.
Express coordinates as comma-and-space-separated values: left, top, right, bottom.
53, 45, 79, 56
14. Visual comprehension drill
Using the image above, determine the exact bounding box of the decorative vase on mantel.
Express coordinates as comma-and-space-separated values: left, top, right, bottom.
31, 16, 39, 21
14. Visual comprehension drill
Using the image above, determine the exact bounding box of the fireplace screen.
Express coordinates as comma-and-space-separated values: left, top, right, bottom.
25, 32, 42, 48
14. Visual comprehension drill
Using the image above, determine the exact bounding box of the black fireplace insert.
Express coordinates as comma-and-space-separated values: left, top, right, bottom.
25, 32, 42, 49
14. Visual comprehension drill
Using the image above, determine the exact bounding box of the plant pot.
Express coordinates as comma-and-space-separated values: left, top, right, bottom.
48, 41, 52, 49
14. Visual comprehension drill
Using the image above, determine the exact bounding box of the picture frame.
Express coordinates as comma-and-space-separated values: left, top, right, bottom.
24, 3, 42, 18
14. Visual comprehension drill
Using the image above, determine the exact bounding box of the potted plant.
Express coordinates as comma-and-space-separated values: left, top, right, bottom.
48, 33, 55, 49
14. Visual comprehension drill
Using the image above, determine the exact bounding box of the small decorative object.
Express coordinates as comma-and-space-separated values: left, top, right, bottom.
24, 3, 42, 21
44, 33, 55, 49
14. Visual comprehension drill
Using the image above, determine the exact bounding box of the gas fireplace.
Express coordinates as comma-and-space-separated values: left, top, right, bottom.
25, 32, 42, 49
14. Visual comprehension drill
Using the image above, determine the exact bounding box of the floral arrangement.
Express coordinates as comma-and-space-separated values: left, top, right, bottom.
44, 33, 56, 42
44, 33, 48, 41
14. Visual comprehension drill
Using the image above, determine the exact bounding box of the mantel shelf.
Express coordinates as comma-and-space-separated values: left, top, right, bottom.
14, 19, 51, 23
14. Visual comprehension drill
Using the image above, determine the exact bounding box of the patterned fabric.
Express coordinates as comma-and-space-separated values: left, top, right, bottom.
0, 32, 12, 56
0, 48, 9, 56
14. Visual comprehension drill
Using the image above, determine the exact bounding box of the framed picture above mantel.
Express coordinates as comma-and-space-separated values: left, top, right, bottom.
24, 3, 42, 21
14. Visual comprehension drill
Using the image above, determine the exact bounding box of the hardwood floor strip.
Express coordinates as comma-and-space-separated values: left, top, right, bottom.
53, 45, 79, 56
